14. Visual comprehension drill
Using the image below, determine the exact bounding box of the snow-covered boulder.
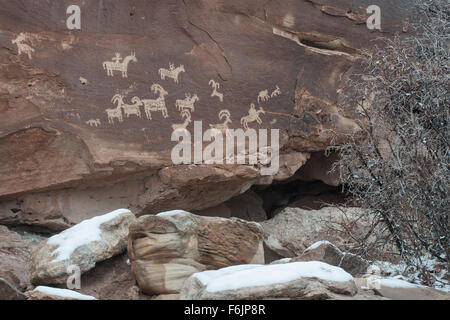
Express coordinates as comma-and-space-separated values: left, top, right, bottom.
27, 286, 96, 300
128, 210, 264, 295
30, 209, 135, 285
180, 261, 358, 300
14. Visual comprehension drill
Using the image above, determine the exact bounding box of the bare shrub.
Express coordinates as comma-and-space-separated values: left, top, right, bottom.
330, 0, 449, 273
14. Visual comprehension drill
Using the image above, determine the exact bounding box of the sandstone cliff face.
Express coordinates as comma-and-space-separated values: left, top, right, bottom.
0, 0, 411, 228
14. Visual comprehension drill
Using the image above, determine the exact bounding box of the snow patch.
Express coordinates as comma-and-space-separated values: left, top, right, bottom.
305, 240, 339, 252
47, 208, 131, 263
33, 286, 96, 300
378, 278, 419, 289
156, 210, 189, 217
193, 261, 354, 293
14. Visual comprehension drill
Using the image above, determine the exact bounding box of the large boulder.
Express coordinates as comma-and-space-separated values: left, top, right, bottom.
0, 225, 31, 298
0, 270, 27, 300
293, 241, 369, 276
261, 206, 365, 260
180, 261, 358, 299
77, 253, 150, 300
0, 0, 412, 229
355, 277, 450, 300
30, 209, 135, 285
127, 210, 264, 295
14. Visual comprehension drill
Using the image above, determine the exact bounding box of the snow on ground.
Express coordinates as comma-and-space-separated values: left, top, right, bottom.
377, 277, 420, 289
47, 208, 131, 263
193, 261, 354, 293
33, 286, 96, 300
156, 210, 189, 217
373, 254, 450, 292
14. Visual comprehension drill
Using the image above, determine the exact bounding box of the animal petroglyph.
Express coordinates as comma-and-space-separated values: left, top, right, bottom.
209, 80, 224, 102
257, 89, 270, 103
210, 109, 232, 131
172, 110, 192, 131
176, 93, 199, 112
112, 94, 142, 119
271, 85, 281, 98
133, 84, 169, 120
158, 62, 185, 84
86, 119, 101, 127
105, 104, 123, 124
103, 52, 137, 78
12, 33, 35, 60
241, 103, 265, 130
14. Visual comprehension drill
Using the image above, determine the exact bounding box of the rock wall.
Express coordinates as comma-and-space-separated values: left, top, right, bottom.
0, 0, 411, 228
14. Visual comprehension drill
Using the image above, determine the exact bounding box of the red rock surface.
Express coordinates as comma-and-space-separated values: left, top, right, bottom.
0, 0, 411, 228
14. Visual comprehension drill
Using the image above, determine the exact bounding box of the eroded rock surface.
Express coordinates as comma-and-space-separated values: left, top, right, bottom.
128, 211, 264, 295
0, 225, 31, 296
261, 206, 365, 260
0, 0, 411, 229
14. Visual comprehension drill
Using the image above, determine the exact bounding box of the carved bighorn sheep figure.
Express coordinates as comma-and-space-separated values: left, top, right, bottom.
103, 52, 137, 78
105, 104, 123, 124
209, 80, 224, 102
271, 85, 281, 98
172, 110, 192, 130
210, 109, 232, 131
112, 93, 142, 119
133, 84, 169, 120
240, 103, 265, 130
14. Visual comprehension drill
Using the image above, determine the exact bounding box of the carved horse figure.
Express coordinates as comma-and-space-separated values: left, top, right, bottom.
240, 103, 265, 130
112, 94, 142, 119
176, 93, 199, 112
103, 52, 137, 78
209, 80, 224, 102
133, 84, 169, 120
172, 110, 192, 130
158, 63, 185, 84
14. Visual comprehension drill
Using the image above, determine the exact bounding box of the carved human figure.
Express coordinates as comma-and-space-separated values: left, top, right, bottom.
241, 103, 265, 130
176, 93, 199, 112
158, 62, 185, 84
